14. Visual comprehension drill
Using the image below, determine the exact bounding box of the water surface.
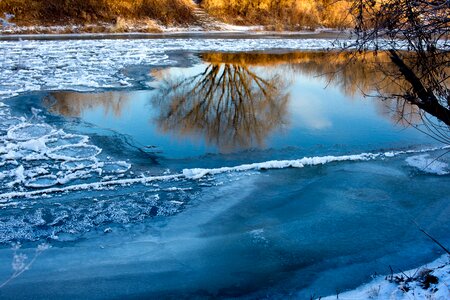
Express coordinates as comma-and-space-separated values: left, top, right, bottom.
0, 51, 448, 299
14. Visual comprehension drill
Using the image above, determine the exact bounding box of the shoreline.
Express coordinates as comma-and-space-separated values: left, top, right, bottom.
321, 254, 450, 300
0, 27, 351, 41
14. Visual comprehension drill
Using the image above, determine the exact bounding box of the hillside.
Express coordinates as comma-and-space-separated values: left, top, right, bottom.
0, 0, 354, 33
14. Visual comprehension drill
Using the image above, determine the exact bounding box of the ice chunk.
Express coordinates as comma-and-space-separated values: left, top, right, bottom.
47, 145, 101, 161
61, 159, 97, 171
25, 175, 59, 188
0, 117, 22, 131
101, 161, 131, 174
46, 134, 89, 149
7, 123, 53, 141
19, 138, 47, 152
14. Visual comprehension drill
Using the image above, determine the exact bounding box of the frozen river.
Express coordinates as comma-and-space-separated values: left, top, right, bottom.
0, 39, 449, 299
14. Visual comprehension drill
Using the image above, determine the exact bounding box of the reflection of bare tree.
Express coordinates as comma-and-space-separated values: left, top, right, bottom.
284, 51, 425, 127
153, 57, 290, 152
348, 0, 450, 144
43, 91, 131, 117
198, 52, 424, 128
43, 52, 436, 146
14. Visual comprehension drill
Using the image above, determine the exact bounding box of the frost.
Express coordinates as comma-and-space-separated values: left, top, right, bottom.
0, 241, 50, 289
11, 253, 27, 272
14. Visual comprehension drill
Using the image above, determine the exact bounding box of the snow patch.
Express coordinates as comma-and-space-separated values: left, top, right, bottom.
320, 255, 450, 300
406, 154, 449, 175
182, 147, 449, 180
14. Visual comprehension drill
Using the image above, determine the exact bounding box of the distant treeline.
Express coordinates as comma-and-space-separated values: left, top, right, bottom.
0, 0, 353, 29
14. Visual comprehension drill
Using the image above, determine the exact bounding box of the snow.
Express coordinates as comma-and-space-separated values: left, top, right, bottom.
405, 154, 449, 175
321, 255, 450, 300
182, 147, 449, 180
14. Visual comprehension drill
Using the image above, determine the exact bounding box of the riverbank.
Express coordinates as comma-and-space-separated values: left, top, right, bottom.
0, 21, 349, 38
321, 255, 450, 300
0, 29, 351, 41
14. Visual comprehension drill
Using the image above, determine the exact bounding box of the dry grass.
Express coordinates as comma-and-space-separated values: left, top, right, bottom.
202, 0, 353, 29
0, 0, 196, 26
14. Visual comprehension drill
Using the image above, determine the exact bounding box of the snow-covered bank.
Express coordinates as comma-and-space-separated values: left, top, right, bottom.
0, 19, 341, 36
321, 255, 450, 300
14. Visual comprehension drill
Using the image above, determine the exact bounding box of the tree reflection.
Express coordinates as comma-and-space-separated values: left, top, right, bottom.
152, 54, 290, 152
44, 52, 436, 149
283, 51, 425, 127
153, 51, 429, 152
43, 91, 131, 117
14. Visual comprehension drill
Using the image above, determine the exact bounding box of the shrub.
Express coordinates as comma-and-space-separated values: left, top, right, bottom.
0, 0, 196, 25
202, 0, 353, 29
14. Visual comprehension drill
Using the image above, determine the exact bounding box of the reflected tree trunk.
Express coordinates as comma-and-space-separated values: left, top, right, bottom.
348, 0, 450, 141
152, 59, 290, 151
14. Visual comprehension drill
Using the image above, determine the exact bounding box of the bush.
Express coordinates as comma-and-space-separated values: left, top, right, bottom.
202, 0, 353, 29
0, 0, 196, 25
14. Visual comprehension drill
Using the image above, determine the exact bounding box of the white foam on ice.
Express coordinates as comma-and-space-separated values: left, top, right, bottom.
405, 154, 449, 175
182, 146, 450, 179
1, 145, 448, 201
0, 173, 183, 201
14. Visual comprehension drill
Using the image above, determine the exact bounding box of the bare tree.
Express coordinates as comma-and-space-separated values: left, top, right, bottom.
349, 0, 449, 142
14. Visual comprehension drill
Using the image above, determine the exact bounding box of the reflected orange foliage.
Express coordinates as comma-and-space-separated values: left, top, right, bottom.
44, 91, 131, 117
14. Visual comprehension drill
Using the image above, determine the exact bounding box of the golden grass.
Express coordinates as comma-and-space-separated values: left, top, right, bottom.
0, 0, 196, 26
202, 0, 353, 29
